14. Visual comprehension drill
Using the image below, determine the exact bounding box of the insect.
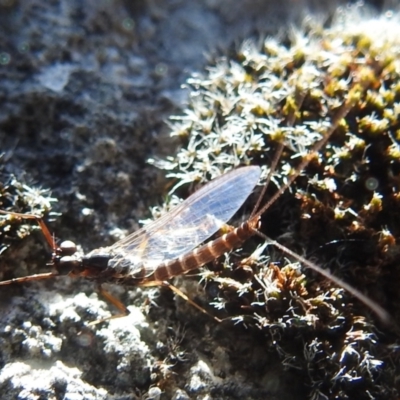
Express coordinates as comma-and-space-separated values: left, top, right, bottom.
0, 166, 261, 320
0, 97, 390, 324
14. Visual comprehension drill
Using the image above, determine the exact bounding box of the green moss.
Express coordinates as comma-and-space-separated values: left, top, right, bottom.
152, 6, 400, 400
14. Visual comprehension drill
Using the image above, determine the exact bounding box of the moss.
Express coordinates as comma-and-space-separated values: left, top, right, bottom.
152, 7, 400, 400
0, 171, 55, 247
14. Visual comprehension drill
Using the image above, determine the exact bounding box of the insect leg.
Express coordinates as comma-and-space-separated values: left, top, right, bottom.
0, 272, 59, 285
0, 210, 57, 250
162, 280, 222, 323
86, 284, 130, 326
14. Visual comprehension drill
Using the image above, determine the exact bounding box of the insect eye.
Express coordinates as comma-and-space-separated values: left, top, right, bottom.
58, 256, 80, 275
59, 240, 77, 256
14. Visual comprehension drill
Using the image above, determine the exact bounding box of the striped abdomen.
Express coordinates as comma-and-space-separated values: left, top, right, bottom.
151, 219, 258, 282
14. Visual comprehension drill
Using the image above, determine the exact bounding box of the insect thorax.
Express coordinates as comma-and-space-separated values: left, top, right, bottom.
83, 248, 148, 281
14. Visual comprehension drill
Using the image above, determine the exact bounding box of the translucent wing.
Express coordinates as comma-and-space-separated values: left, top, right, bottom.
109, 166, 261, 273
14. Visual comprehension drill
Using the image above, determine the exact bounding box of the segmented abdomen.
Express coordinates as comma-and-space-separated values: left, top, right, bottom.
152, 220, 257, 282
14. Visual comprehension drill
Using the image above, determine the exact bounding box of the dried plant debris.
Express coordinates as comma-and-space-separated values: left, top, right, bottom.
151, 9, 400, 400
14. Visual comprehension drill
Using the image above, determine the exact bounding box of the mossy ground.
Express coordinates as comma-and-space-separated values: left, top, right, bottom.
1, 2, 399, 399
153, 8, 400, 399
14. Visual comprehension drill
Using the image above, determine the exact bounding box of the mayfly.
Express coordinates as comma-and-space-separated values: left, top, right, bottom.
0, 167, 262, 318
0, 164, 390, 324
0, 99, 390, 323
